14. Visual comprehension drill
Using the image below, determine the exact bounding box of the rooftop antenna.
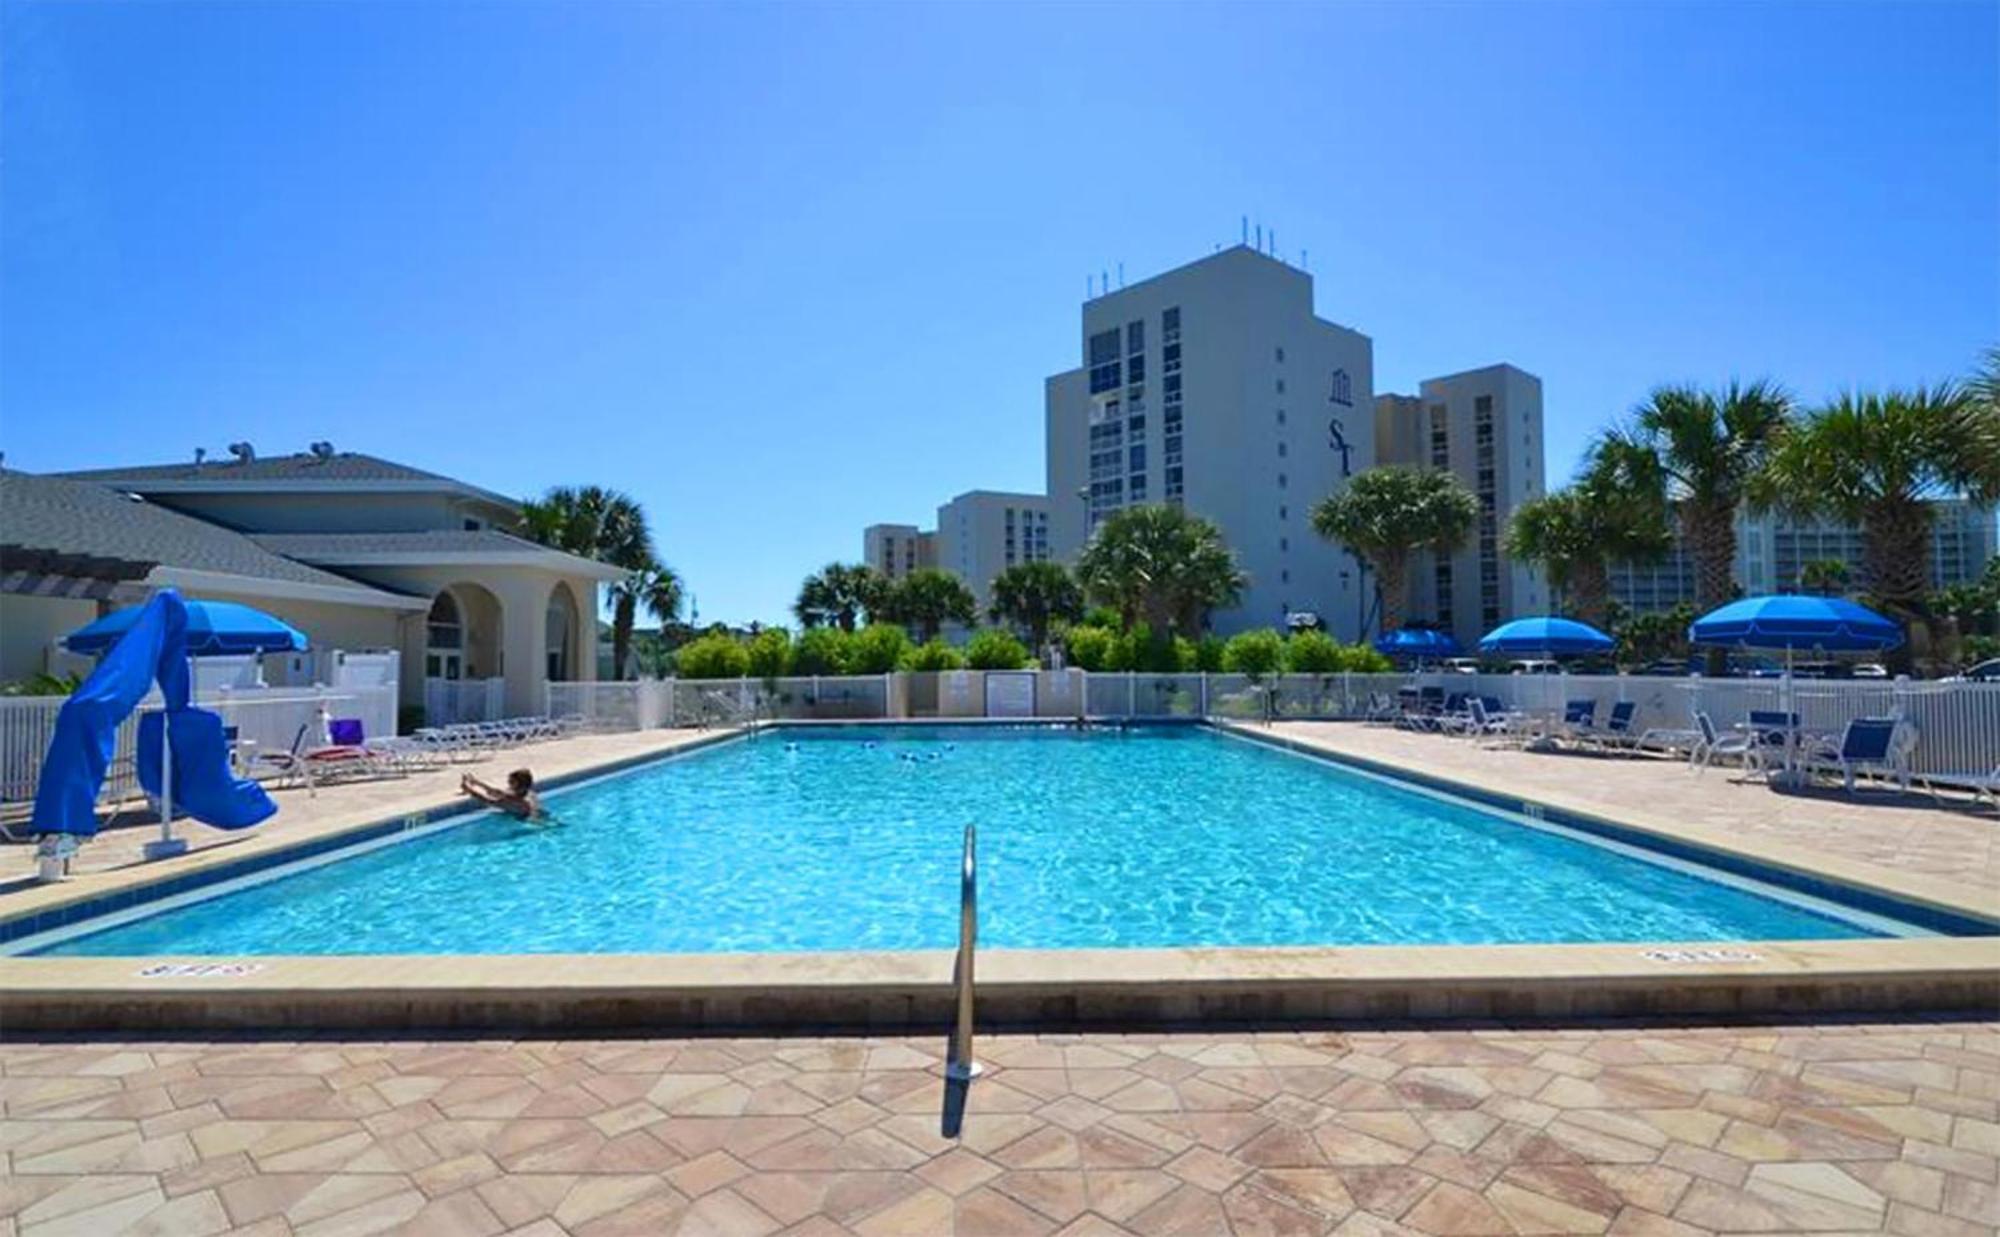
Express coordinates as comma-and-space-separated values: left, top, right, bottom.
1116, 261, 1124, 289
1271, 228, 1277, 258
1255, 224, 1263, 253
1101, 268, 1108, 294
1241, 216, 1248, 246
1302, 248, 1309, 271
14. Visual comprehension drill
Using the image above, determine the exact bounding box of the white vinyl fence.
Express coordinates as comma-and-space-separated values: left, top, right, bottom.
0, 685, 398, 812
1412, 672, 2000, 781
425, 677, 505, 725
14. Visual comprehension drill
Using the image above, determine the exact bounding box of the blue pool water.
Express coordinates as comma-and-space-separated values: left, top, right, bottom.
39, 725, 1902, 956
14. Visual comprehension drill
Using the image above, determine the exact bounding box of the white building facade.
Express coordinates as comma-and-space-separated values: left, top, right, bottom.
861, 524, 935, 582
1045, 246, 1376, 638
934, 490, 1051, 613
1609, 500, 2000, 614
1374, 365, 1548, 643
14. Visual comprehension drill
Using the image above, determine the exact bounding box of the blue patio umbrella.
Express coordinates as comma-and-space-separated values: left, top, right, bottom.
1477, 616, 1615, 657
1372, 627, 1462, 659
1688, 595, 1902, 786
65, 599, 307, 657
1687, 594, 1903, 654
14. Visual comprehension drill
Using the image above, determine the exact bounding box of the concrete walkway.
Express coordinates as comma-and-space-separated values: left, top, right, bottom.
2, 1020, 1995, 1236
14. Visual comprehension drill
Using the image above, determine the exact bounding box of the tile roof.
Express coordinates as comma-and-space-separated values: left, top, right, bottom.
0, 470, 410, 595
254, 530, 628, 577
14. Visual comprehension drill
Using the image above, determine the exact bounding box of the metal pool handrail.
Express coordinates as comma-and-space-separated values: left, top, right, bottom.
946, 823, 982, 1081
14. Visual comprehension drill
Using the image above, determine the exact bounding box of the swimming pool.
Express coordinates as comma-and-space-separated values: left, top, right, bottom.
28, 724, 1948, 956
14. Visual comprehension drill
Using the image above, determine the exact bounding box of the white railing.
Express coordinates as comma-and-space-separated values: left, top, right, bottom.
0, 685, 398, 811
549, 668, 2000, 785
425, 677, 505, 726
1410, 672, 2000, 782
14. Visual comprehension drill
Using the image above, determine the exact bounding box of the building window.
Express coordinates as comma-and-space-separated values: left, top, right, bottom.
1126, 320, 1144, 352
1275, 346, 1285, 363
1277, 442, 1287, 458
1275, 378, 1286, 394
1277, 473, 1287, 489
1162, 306, 1180, 345
1088, 329, 1122, 393
1275, 409, 1286, 425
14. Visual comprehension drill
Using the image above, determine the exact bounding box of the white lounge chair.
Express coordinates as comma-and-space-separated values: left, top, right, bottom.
1690, 712, 1762, 776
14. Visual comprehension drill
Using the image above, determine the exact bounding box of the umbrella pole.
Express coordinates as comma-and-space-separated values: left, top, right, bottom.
144, 675, 189, 861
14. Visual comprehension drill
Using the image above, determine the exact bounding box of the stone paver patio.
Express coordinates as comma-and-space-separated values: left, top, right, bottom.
3, 1019, 1996, 1236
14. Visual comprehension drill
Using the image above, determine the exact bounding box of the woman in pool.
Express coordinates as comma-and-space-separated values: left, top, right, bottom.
461, 769, 548, 823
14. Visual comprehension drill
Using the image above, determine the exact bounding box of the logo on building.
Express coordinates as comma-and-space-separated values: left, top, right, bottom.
1328, 418, 1354, 478
1328, 368, 1353, 407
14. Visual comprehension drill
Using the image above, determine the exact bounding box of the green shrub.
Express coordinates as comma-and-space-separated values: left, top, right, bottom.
1193, 634, 1227, 672
791, 626, 850, 676
903, 638, 966, 671
1284, 629, 1343, 673
1340, 644, 1394, 673
675, 633, 750, 679
745, 628, 792, 682
846, 622, 913, 674
1081, 605, 1124, 630
964, 627, 1032, 670
1064, 625, 1118, 671
1222, 629, 1285, 678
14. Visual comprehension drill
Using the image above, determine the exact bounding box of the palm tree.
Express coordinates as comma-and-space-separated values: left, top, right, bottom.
1311, 467, 1477, 635
1796, 559, 1851, 596
1754, 384, 2000, 660
1503, 440, 1670, 629
793, 563, 887, 632
1603, 381, 1791, 671
519, 485, 657, 678
609, 561, 684, 677
880, 567, 977, 642
1074, 505, 1246, 636
988, 561, 1084, 652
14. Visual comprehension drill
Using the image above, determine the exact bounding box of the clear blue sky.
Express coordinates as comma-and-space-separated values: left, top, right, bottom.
4, 1, 1993, 626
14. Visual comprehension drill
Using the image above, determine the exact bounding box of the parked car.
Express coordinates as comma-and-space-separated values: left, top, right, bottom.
1641, 659, 1697, 676
1960, 658, 2000, 682
1439, 658, 1481, 674
1508, 659, 1562, 675
1852, 663, 1889, 679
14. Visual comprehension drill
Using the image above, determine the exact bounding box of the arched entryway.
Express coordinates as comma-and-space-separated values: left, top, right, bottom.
545, 581, 583, 682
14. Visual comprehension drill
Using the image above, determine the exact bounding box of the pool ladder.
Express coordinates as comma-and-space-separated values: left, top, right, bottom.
946, 823, 982, 1081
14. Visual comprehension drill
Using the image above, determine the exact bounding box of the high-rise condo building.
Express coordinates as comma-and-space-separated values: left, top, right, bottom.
934, 490, 1052, 613
861, 524, 935, 581
1374, 365, 1548, 644
1045, 246, 1376, 637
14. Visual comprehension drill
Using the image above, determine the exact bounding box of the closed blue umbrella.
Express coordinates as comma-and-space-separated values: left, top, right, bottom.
1477, 616, 1615, 657
1687, 594, 1902, 654
65, 599, 307, 656
1373, 627, 1462, 659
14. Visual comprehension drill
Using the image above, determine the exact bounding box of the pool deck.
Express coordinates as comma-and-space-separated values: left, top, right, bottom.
0, 718, 1995, 1034
2, 1018, 1996, 1235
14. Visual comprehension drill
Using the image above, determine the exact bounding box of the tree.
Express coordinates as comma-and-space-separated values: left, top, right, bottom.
794, 563, 887, 633
520, 485, 658, 679
845, 623, 913, 674
1503, 439, 1670, 629
1604, 382, 1791, 669
988, 562, 1084, 653
1754, 384, 2000, 662
1283, 630, 1343, 674
880, 568, 977, 642
675, 633, 749, 679
903, 638, 966, 671
608, 561, 684, 678
1797, 559, 1851, 596
964, 628, 1033, 670
1063, 624, 1118, 671
1222, 629, 1285, 679
744, 628, 792, 686
1311, 467, 1477, 635
1074, 505, 1246, 636
791, 626, 851, 676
